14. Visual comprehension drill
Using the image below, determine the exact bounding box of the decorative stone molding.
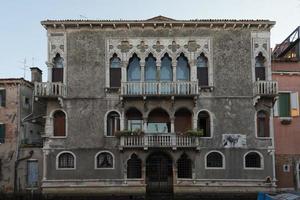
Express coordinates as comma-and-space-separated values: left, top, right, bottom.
105, 37, 213, 88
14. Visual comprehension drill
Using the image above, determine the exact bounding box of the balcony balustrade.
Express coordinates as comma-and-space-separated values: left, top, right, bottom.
121, 81, 198, 96
253, 80, 278, 97
119, 134, 199, 150
34, 82, 66, 98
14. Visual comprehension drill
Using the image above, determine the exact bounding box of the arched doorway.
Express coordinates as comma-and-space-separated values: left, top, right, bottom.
146, 152, 173, 195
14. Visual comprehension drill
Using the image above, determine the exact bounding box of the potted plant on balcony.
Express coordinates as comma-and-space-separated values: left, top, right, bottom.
185, 129, 204, 137
115, 129, 145, 137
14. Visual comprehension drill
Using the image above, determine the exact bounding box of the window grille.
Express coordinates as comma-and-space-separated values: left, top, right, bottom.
96, 152, 113, 168
177, 154, 192, 178
127, 154, 142, 178
245, 152, 261, 168
58, 153, 75, 169
206, 152, 223, 168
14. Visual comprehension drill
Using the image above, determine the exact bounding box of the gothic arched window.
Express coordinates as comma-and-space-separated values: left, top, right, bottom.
127, 54, 141, 82
177, 153, 192, 178
255, 52, 266, 81
197, 53, 208, 86
110, 54, 121, 87
127, 154, 142, 178
176, 53, 190, 81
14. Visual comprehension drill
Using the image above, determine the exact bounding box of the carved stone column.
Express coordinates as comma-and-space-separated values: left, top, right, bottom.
172, 61, 177, 82
140, 60, 145, 82
170, 117, 175, 133
190, 59, 197, 82
42, 149, 49, 181
46, 62, 54, 82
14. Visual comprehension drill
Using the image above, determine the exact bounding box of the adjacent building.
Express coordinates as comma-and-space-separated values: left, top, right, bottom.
272, 26, 300, 190
0, 69, 45, 194
35, 16, 277, 197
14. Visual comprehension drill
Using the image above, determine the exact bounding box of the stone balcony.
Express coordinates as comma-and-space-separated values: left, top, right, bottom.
34, 82, 66, 98
121, 81, 198, 97
119, 134, 200, 150
253, 80, 278, 97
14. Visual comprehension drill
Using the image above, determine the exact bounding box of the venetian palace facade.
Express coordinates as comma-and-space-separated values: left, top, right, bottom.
34, 16, 278, 197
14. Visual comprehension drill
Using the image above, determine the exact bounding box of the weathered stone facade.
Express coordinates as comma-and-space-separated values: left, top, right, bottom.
38, 16, 277, 196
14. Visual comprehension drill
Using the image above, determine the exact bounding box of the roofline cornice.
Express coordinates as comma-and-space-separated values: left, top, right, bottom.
41, 19, 275, 30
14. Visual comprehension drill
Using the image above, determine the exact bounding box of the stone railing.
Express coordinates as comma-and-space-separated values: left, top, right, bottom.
121, 81, 198, 96
119, 134, 199, 150
34, 82, 66, 98
253, 80, 278, 96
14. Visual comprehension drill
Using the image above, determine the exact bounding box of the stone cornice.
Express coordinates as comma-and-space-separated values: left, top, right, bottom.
41, 18, 275, 30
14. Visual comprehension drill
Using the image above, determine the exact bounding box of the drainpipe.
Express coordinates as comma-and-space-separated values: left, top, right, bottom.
14, 150, 34, 193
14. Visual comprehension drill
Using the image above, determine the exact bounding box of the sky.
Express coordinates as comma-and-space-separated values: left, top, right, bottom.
0, 0, 299, 80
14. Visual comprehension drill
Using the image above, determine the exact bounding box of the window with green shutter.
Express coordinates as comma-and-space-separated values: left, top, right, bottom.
279, 93, 291, 117
0, 124, 5, 143
0, 89, 6, 107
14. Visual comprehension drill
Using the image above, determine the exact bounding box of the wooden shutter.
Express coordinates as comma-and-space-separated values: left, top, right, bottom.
52, 68, 63, 82
0, 90, 6, 107
197, 67, 208, 86
54, 112, 66, 136
110, 68, 121, 87
279, 93, 291, 117
291, 92, 299, 117
255, 67, 265, 81
0, 124, 5, 143
175, 110, 192, 134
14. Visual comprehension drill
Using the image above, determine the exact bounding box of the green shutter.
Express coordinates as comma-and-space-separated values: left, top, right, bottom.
0, 90, 5, 107
279, 93, 291, 117
0, 124, 5, 143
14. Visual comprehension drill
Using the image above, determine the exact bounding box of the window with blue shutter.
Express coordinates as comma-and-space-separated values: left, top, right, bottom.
27, 160, 38, 187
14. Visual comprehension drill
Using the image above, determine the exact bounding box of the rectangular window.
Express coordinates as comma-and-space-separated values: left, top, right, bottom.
27, 160, 38, 187
0, 89, 6, 107
0, 124, 5, 144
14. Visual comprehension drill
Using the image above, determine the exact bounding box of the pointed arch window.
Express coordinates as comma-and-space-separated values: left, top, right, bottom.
255, 52, 266, 81
53, 110, 66, 137
52, 53, 64, 82
160, 54, 172, 81
257, 111, 270, 137
145, 54, 157, 81
106, 111, 120, 136
110, 54, 121, 87
198, 111, 211, 137
127, 54, 141, 82
176, 53, 190, 81
197, 53, 208, 86
127, 154, 142, 178
177, 153, 192, 178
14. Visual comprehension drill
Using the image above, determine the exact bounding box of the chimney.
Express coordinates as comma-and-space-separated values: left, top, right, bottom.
30, 67, 42, 82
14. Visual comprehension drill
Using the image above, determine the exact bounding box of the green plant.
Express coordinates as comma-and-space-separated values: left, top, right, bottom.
115, 129, 144, 137
186, 129, 204, 137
